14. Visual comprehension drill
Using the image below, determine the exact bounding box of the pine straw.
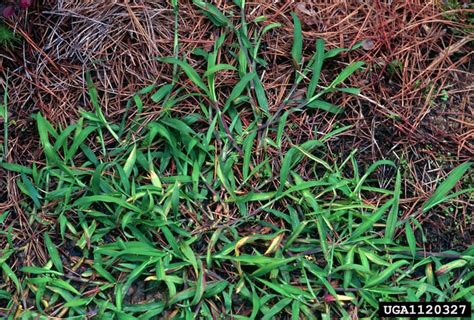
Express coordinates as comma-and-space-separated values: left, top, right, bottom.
1, 0, 473, 250
288, 1, 474, 248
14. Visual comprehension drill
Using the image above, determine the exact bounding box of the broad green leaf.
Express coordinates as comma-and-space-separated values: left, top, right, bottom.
137, 84, 156, 95
343, 246, 356, 288
64, 298, 92, 308
191, 262, 205, 305
133, 95, 143, 113
49, 278, 79, 295
160, 117, 196, 135
0, 211, 9, 224
21, 267, 63, 275
180, 241, 199, 275
19, 174, 42, 208
258, 278, 311, 299
65, 125, 96, 161
251, 257, 296, 277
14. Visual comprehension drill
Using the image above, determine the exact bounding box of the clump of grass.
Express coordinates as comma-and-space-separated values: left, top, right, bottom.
0, 23, 18, 48
0, 2, 472, 319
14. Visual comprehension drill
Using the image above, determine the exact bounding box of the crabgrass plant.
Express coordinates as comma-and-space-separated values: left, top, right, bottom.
1, 2, 473, 319
0, 23, 18, 48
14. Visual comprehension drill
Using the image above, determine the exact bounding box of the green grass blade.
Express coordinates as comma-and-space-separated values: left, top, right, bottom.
202, 64, 237, 77
277, 140, 324, 195
123, 145, 137, 179
86, 74, 120, 142
223, 71, 256, 111
436, 259, 467, 275
307, 39, 325, 99
158, 57, 210, 95
385, 169, 401, 241
242, 130, 257, 180
151, 84, 173, 103
19, 173, 42, 208
262, 298, 291, 320
423, 162, 472, 212
73, 195, 141, 213
254, 77, 269, 114
43, 233, 64, 273
193, 0, 232, 27
1, 263, 21, 292
364, 260, 409, 288
306, 99, 343, 113
328, 61, 364, 88
405, 221, 417, 258
350, 199, 394, 240
290, 12, 303, 67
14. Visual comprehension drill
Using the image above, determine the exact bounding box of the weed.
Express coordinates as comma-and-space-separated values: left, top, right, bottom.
0, 23, 18, 48
0, 2, 472, 318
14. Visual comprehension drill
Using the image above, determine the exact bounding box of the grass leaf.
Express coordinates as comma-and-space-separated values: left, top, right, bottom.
151, 84, 173, 103
123, 145, 137, 179
328, 61, 364, 88
350, 199, 394, 240
306, 99, 343, 113
385, 169, 401, 241
307, 39, 325, 98
365, 260, 409, 287
44, 233, 64, 273
158, 57, 210, 95
224, 72, 256, 111
202, 64, 237, 77
290, 12, 303, 67
423, 162, 472, 212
